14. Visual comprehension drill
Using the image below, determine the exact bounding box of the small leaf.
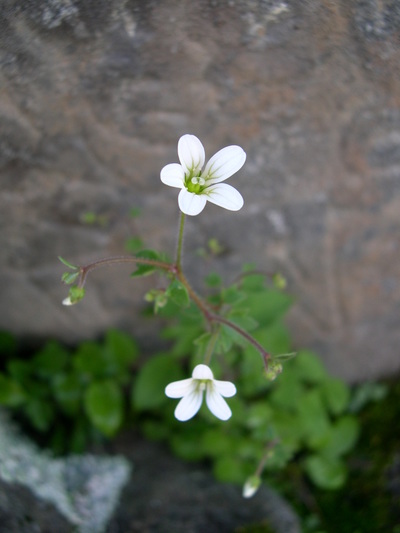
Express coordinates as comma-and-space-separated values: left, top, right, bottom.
0, 373, 26, 406
272, 352, 297, 363
293, 350, 328, 383
166, 279, 190, 307
317, 416, 360, 458
84, 380, 123, 436
58, 256, 78, 270
125, 237, 144, 254
52, 373, 82, 415
24, 398, 55, 432
104, 329, 139, 371
130, 207, 141, 218
321, 378, 350, 415
131, 250, 163, 277
32, 341, 69, 378
61, 271, 80, 285
205, 273, 222, 287
73, 341, 105, 378
132, 354, 185, 410
272, 272, 287, 289
304, 455, 347, 489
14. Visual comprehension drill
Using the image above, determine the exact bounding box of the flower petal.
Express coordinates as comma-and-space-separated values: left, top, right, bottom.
178, 134, 205, 175
203, 145, 246, 184
178, 188, 207, 216
160, 163, 185, 188
165, 378, 194, 399
206, 183, 244, 211
192, 364, 214, 380
214, 379, 236, 398
174, 388, 203, 421
206, 385, 233, 421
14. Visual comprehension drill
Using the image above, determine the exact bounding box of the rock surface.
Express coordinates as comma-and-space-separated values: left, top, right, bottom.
1, 1, 400, 381
107, 432, 301, 533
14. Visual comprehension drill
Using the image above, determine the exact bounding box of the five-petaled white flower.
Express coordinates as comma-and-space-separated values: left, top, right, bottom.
165, 364, 237, 422
160, 134, 246, 216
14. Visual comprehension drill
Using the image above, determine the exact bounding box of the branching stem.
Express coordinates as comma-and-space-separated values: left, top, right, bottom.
67, 248, 270, 363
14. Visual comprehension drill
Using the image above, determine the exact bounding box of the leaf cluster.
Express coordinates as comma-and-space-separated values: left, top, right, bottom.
132, 271, 362, 490
0, 330, 138, 454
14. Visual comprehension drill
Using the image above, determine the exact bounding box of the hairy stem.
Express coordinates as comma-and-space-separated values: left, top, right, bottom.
176, 212, 186, 271
76, 255, 173, 288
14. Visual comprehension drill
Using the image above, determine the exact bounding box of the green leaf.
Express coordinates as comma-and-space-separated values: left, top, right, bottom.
240, 272, 266, 291
166, 279, 190, 307
170, 430, 208, 461
321, 377, 350, 415
221, 286, 245, 305
204, 273, 222, 287
296, 390, 331, 446
58, 256, 78, 270
84, 380, 123, 436
0, 373, 26, 406
317, 416, 360, 458
0, 331, 17, 356
24, 398, 55, 432
61, 271, 80, 285
245, 401, 274, 429
272, 352, 297, 363
132, 354, 185, 410
125, 237, 144, 254
304, 455, 347, 489
131, 250, 163, 277
293, 350, 328, 383
103, 329, 138, 379
73, 341, 105, 379
7, 360, 32, 383
32, 341, 69, 378
214, 325, 235, 354
52, 373, 82, 415
201, 429, 236, 458
349, 382, 388, 413
213, 455, 253, 484
242, 289, 293, 326
129, 207, 141, 218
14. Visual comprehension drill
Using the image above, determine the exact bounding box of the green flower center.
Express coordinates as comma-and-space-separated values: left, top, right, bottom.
185, 172, 207, 194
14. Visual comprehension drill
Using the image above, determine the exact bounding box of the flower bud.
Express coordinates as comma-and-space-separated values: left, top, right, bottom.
265, 361, 283, 381
242, 475, 261, 498
62, 286, 85, 306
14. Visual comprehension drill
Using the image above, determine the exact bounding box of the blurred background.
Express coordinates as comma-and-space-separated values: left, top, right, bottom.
1, 0, 400, 381
1, 2, 400, 532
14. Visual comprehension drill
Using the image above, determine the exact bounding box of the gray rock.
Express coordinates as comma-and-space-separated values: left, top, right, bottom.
0, 410, 131, 533
1, 0, 400, 381
107, 432, 301, 533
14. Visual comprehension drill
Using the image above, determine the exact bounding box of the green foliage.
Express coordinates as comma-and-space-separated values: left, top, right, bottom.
0, 329, 137, 454
0, 266, 375, 492
131, 269, 364, 491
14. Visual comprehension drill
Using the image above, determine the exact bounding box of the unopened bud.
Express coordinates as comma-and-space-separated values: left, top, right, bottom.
272, 272, 287, 290
265, 361, 283, 381
242, 475, 261, 498
63, 286, 85, 306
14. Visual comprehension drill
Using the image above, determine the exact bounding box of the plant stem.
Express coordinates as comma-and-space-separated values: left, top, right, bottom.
204, 328, 219, 366
176, 270, 270, 364
210, 314, 270, 362
176, 212, 186, 271
76, 255, 173, 288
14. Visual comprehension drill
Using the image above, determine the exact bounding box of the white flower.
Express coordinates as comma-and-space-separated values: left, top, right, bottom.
165, 364, 237, 422
160, 134, 246, 216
